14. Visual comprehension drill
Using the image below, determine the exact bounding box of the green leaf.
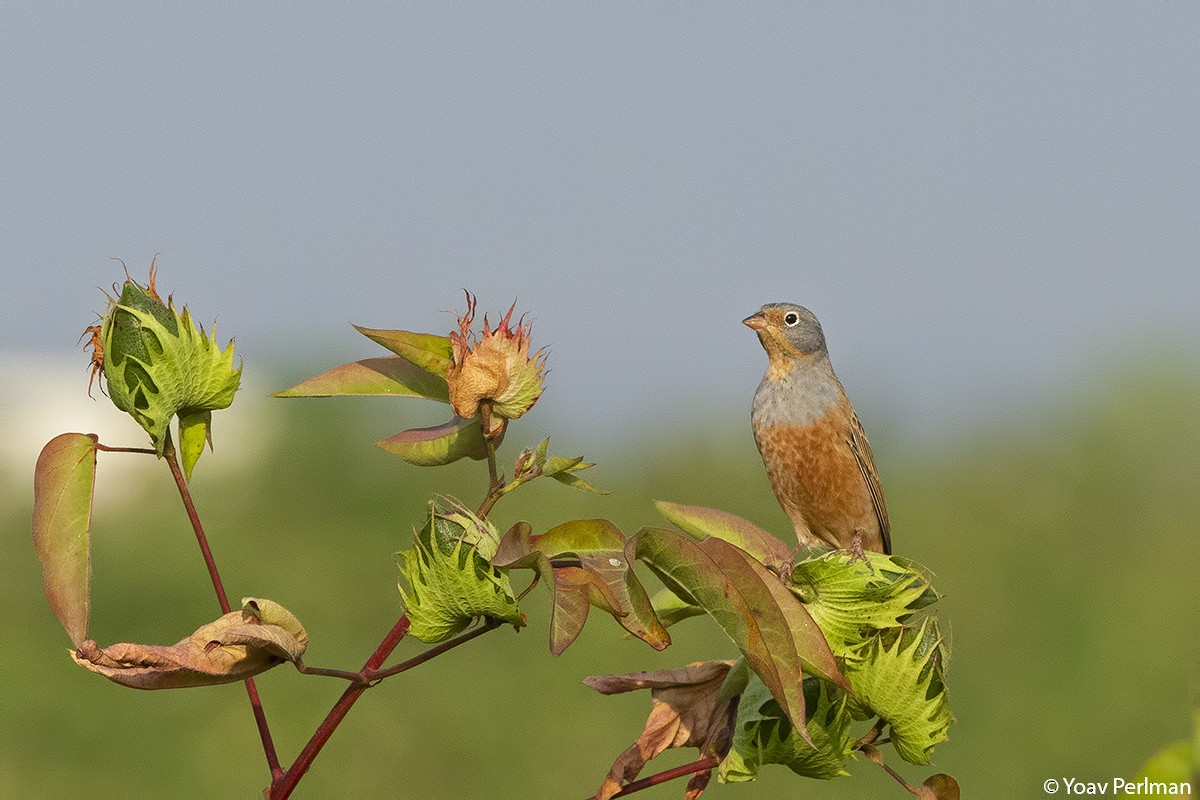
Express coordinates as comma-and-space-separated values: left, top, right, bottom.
533, 436, 550, 468
33, 433, 98, 647
655, 501, 792, 574
842, 617, 952, 765
789, 551, 939, 657
721, 673, 854, 782
549, 470, 608, 494
273, 356, 450, 402
635, 527, 848, 746
494, 519, 669, 655
377, 416, 489, 466
177, 409, 211, 481
543, 452, 606, 493
648, 587, 705, 629
353, 326, 453, 377
398, 502, 522, 644
542, 454, 584, 476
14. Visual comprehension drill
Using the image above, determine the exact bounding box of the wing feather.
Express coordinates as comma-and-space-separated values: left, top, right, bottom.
846, 412, 891, 554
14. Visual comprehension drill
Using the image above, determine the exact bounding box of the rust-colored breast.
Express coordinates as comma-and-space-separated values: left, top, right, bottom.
755, 409, 885, 551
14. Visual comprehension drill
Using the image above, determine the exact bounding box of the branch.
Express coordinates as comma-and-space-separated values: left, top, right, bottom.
95, 444, 158, 454
860, 743, 923, 796
364, 617, 502, 682
268, 615, 412, 800
269, 616, 503, 799
163, 443, 281, 780
164, 443, 230, 613
585, 756, 721, 800
475, 408, 505, 519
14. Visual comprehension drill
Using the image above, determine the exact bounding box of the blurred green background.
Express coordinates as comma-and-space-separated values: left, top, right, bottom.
4, 349, 1197, 799
7, 3, 1200, 797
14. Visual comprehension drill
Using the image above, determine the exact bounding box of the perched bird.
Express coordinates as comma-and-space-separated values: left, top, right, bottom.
744, 303, 891, 555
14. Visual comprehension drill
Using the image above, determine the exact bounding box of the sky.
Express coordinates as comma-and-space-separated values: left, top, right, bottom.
4, 4, 1198, 455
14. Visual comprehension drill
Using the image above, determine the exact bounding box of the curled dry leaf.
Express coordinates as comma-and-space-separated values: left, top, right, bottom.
584, 661, 737, 800
71, 598, 308, 690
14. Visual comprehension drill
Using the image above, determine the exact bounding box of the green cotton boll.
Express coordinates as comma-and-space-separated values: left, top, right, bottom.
789, 551, 939, 659
432, 496, 502, 561
841, 618, 952, 766
397, 502, 522, 643
99, 277, 241, 458
720, 674, 855, 783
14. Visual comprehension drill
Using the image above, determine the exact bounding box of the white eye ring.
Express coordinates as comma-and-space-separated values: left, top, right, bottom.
783, 311, 800, 327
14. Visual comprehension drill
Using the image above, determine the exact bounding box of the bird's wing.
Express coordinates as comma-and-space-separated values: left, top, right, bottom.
846, 411, 891, 554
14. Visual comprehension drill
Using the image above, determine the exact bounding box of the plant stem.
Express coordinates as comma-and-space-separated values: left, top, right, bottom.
164, 443, 231, 613
269, 616, 503, 799
853, 717, 888, 750
364, 617, 501, 682
475, 413, 505, 519
163, 443, 281, 779
859, 743, 921, 795
95, 444, 158, 454
268, 615, 412, 800
585, 756, 720, 799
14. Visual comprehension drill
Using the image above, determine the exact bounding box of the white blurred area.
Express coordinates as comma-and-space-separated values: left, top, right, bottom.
2, 352, 274, 509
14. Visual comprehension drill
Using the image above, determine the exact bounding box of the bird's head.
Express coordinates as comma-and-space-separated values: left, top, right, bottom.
743, 303, 828, 369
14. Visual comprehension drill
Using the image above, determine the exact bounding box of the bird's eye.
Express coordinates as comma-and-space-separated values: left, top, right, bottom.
783, 311, 800, 327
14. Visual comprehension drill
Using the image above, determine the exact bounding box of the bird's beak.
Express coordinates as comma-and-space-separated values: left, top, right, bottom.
742, 313, 768, 331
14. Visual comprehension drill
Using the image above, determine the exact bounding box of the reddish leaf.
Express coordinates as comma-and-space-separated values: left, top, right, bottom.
655, 500, 791, 574
376, 416, 489, 466
493, 519, 669, 655
635, 527, 848, 746
274, 356, 449, 402
352, 326, 453, 377
32, 433, 98, 647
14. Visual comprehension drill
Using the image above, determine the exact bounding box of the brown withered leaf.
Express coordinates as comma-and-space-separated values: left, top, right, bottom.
584, 661, 737, 800
71, 598, 308, 689
922, 773, 962, 800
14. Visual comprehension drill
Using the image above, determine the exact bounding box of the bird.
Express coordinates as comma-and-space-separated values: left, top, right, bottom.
743, 303, 891, 556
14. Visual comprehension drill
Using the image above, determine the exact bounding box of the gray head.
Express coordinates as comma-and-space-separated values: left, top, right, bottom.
742, 302, 828, 360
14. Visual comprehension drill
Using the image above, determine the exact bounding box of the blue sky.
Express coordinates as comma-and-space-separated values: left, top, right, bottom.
5, 4, 1198, 446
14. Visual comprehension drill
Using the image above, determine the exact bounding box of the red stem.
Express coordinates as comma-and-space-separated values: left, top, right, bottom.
587, 756, 720, 799
164, 444, 230, 613
268, 615, 412, 800
163, 444, 281, 779
268, 616, 504, 799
